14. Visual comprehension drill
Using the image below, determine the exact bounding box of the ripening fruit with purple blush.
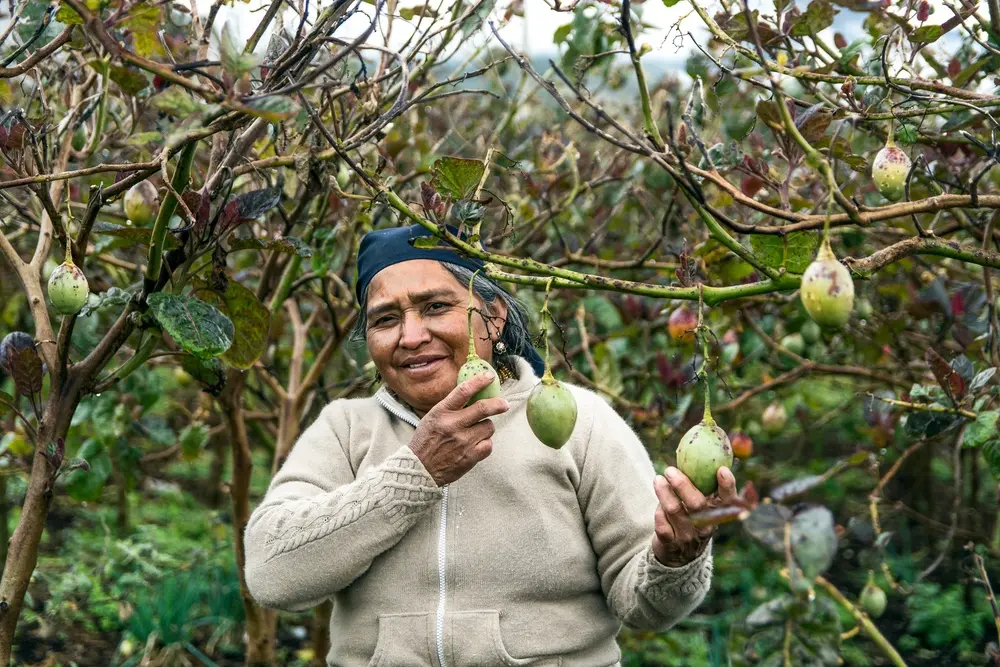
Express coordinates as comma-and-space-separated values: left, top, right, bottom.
872, 142, 911, 202
801, 240, 855, 329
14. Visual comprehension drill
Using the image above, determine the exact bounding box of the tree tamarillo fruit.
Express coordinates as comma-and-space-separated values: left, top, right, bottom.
860, 573, 887, 618
800, 239, 855, 329
762, 402, 788, 435
780, 332, 806, 356
871, 137, 911, 202
729, 431, 753, 459
47, 259, 90, 315
527, 371, 578, 449
457, 353, 501, 405
800, 320, 822, 344
676, 401, 733, 495
0, 332, 36, 374
123, 180, 160, 226
667, 306, 697, 343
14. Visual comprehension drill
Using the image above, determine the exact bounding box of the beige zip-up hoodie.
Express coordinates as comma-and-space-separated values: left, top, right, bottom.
245, 356, 713, 667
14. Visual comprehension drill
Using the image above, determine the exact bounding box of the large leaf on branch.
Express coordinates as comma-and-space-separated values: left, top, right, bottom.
749, 232, 819, 274
903, 409, 960, 439
122, 4, 163, 57
192, 279, 269, 369
92, 221, 181, 250
238, 96, 300, 123
10, 346, 44, 397
431, 157, 486, 200
925, 347, 966, 402
909, 25, 943, 44
218, 187, 282, 237
220, 21, 260, 78
744, 502, 793, 552
789, 0, 837, 37
963, 411, 1000, 449
150, 87, 204, 118
794, 103, 833, 144
146, 293, 234, 360
790, 506, 837, 578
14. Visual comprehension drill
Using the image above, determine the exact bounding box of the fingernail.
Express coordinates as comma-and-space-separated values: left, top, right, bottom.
665, 467, 680, 480
502, 400, 510, 410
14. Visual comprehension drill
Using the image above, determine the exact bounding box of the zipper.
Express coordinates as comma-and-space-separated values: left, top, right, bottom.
374, 389, 449, 667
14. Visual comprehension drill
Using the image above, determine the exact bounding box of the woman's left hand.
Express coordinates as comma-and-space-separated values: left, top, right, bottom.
651, 466, 738, 567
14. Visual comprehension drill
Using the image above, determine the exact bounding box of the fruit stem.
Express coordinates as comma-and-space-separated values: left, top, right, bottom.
541, 277, 555, 372
467, 269, 482, 361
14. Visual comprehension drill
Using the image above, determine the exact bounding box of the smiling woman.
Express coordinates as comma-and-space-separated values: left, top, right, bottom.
243, 224, 736, 667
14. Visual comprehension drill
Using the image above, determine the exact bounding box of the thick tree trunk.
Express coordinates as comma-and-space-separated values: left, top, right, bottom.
0, 383, 78, 666
220, 370, 277, 667
310, 600, 333, 667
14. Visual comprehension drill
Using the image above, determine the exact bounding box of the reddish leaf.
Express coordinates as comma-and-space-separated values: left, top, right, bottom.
740, 480, 760, 507
948, 58, 962, 79
183, 190, 212, 236
10, 346, 43, 397
925, 347, 966, 400
917, 0, 930, 21
217, 187, 281, 236
833, 32, 847, 49
740, 173, 765, 197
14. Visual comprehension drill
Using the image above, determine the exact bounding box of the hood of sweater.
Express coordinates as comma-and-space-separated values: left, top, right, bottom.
372, 354, 540, 425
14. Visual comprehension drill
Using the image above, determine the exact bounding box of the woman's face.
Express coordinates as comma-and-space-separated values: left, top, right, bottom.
365, 260, 507, 416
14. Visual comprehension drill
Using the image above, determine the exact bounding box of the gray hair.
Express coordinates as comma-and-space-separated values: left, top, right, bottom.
349, 263, 534, 369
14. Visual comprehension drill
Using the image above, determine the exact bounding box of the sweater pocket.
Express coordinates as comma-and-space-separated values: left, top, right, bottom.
449, 610, 562, 666
367, 612, 436, 667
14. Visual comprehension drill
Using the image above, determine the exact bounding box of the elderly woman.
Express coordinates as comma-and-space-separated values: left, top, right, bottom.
245, 224, 738, 667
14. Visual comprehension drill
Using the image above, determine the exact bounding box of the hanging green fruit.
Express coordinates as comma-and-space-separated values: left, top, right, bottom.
456, 272, 500, 405
871, 134, 911, 202
47, 259, 90, 315
676, 385, 733, 495
123, 180, 160, 226
527, 370, 578, 449
859, 572, 887, 618
801, 238, 855, 329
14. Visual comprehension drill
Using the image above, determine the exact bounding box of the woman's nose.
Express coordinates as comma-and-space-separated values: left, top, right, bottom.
398, 313, 432, 348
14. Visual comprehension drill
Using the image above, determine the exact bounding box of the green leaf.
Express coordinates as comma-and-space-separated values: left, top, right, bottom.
963, 411, 1000, 449
903, 409, 960, 439
220, 21, 260, 78
91, 221, 181, 250
431, 157, 486, 200
80, 286, 133, 317
146, 293, 235, 360
55, 5, 84, 24
789, 0, 837, 37
109, 66, 148, 96
122, 5, 163, 57
909, 25, 943, 44
239, 96, 300, 123
459, 0, 497, 38
662, 0, 685, 6
150, 88, 203, 117
192, 280, 269, 370
896, 123, 919, 146
179, 423, 210, 461
180, 356, 226, 395
985, 440, 1000, 478
971, 368, 997, 393
553, 23, 572, 45
399, 6, 438, 19
749, 232, 819, 274
790, 506, 837, 578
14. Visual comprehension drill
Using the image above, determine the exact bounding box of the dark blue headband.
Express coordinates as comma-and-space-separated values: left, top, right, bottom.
355, 224, 546, 376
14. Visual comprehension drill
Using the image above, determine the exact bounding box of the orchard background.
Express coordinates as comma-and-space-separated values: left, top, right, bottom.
2, 0, 1000, 665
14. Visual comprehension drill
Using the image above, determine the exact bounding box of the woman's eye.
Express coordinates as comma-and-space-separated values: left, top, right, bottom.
428, 302, 447, 311
373, 315, 396, 326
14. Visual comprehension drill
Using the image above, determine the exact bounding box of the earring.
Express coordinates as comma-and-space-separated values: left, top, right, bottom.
493, 340, 507, 356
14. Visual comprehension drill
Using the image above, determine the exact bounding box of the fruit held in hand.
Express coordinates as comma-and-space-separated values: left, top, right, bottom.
0, 332, 36, 374
527, 371, 578, 449
801, 239, 855, 329
872, 139, 911, 202
762, 402, 787, 435
676, 408, 733, 495
860, 573, 887, 618
457, 355, 500, 405
668, 306, 697, 343
47, 259, 90, 315
123, 180, 160, 225
730, 431, 753, 459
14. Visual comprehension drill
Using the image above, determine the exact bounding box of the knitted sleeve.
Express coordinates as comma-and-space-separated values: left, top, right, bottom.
574, 391, 713, 631
244, 402, 442, 612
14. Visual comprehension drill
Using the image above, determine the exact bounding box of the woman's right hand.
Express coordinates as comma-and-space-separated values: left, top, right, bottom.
408, 373, 510, 486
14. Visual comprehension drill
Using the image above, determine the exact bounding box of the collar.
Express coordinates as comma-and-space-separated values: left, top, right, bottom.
374, 356, 540, 426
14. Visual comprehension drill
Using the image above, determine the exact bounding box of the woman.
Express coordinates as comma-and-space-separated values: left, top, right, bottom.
245, 224, 738, 667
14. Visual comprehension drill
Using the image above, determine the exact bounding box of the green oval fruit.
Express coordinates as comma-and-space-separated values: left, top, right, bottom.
856, 297, 874, 320
762, 402, 787, 435
800, 320, 822, 344
71, 125, 87, 152
780, 333, 806, 356
337, 161, 351, 190
123, 180, 160, 226
676, 417, 733, 495
801, 240, 855, 329
860, 574, 887, 618
872, 143, 911, 202
457, 356, 501, 405
47, 259, 90, 315
527, 373, 578, 449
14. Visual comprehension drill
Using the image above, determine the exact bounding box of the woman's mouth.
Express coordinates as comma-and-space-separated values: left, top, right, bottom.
400, 357, 446, 377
